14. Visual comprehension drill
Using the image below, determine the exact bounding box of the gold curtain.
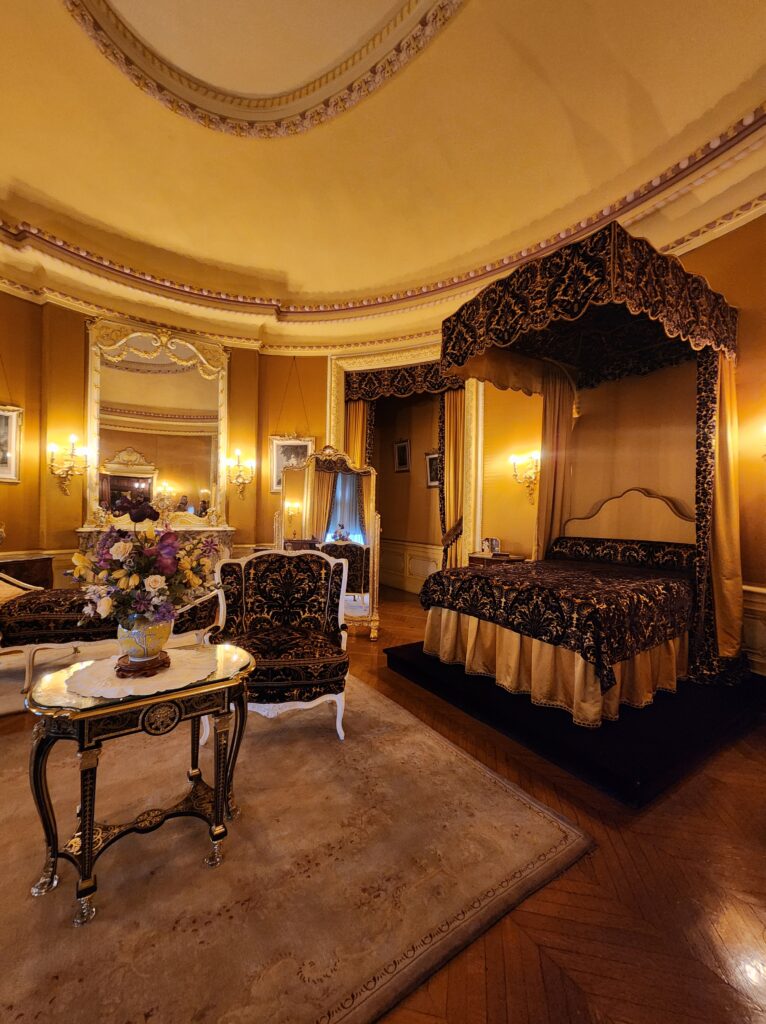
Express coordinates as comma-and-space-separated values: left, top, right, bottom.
711, 353, 743, 657
533, 366, 575, 560
345, 400, 368, 468
442, 388, 465, 569
360, 471, 373, 545
311, 469, 336, 542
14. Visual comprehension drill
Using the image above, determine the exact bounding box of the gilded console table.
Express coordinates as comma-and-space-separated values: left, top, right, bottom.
25, 644, 253, 926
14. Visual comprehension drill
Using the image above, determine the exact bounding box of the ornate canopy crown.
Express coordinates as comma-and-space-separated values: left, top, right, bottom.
441, 222, 738, 389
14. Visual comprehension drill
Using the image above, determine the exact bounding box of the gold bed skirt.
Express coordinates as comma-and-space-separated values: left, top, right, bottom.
423, 607, 689, 728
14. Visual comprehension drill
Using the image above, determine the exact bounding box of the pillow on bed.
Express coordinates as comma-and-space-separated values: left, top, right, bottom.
546, 536, 695, 572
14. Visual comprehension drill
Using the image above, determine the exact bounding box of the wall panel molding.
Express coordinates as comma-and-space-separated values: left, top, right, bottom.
380, 538, 442, 595
744, 584, 766, 676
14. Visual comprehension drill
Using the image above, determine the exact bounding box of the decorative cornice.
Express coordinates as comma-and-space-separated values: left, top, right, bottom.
659, 194, 766, 254
0, 104, 763, 323
63, 0, 463, 136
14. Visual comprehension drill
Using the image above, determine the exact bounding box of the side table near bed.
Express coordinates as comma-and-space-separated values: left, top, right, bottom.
25, 643, 253, 926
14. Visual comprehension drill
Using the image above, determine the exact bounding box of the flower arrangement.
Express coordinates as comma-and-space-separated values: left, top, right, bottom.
72, 525, 218, 627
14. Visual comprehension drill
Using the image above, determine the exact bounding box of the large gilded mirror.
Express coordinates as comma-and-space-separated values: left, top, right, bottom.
276, 445, 380, 640
81, 319, 233, 553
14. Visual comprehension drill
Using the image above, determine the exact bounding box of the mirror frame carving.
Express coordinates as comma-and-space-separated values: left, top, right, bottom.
84, 318, 229, 525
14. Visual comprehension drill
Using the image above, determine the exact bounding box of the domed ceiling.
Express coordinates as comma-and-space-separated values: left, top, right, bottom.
0, 0, 764, 354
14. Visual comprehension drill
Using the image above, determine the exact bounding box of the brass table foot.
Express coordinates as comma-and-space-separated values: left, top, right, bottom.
73, 895, 96, 927
31, 855, 58, 897
204, 840, 223, 868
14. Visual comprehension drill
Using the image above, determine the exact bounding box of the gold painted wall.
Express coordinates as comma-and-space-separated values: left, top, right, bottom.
374, 393, 441, 546
256, 355, 327, 543
566, 361, 697, 525
227, 348, 258, 546
0, 292, 42, 552
680, 215, 766, 586
481, 384, 543, 557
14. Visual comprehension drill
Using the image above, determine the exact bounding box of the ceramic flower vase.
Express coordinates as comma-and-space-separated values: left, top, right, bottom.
117, 616, 172, 664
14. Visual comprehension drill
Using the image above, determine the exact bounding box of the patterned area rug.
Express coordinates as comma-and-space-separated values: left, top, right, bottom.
0, 676, 591, 1024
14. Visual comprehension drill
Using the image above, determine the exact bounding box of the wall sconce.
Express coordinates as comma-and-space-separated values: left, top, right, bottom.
509, 450, 541, 504
226, 450, 255, 499
284, 500, 301, 538
47, 435, 89, 495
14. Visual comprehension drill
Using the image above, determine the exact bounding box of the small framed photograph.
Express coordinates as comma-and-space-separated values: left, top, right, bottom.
270, 435, 314, 493
425, 451, 440, 488
0, 405, 23, 483
393, 439, 410, 473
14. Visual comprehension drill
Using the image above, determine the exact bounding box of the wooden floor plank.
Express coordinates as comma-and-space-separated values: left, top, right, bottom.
365, 590, 766, 1024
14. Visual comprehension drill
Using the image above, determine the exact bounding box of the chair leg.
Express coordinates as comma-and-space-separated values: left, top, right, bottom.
334, 692, 345, 742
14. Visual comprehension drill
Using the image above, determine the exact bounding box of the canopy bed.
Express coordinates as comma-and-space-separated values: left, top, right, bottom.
420, 222, 742, 726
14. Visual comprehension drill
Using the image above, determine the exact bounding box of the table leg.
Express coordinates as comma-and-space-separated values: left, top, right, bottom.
225, 688, 248, 820
73, 745, 101, 927
29, 721, 60, 897
188, 717, 201, 782
204, 710, 231, 868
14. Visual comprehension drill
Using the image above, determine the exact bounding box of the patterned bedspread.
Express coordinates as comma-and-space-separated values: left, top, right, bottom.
419, 560, 693, 692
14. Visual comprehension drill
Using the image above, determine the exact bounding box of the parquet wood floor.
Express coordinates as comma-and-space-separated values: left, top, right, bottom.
348, 589, 766, 1024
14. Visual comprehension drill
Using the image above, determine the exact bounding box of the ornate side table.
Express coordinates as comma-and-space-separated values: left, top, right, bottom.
25, 644, 253, 926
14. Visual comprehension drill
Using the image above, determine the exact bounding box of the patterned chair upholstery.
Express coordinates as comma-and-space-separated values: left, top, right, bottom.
319, 542, 370, 596
0, 586, 219, 691
208, 550, 349, 739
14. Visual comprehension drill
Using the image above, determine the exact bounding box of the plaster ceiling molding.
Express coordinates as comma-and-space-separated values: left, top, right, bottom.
63, 0, 464, 136
0, 102, 764, 329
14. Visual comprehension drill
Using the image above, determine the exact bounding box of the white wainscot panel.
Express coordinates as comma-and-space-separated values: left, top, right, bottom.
744, 586, 766, 676
380, 539, 442, 595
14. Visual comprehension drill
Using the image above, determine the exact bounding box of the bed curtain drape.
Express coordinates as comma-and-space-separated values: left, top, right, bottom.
711, 352, 743, 658
311, 468, 336, 541
440, 389, 465, 568
533, 366, 575, 560
344, 400, 369, 468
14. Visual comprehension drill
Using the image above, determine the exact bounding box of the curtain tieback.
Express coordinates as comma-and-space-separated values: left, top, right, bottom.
441, 518, 463, 549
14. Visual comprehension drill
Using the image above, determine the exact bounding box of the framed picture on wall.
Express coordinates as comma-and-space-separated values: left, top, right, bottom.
269, 435, 314, 493
393, 439, 410, 473
0, 405, 23, 483
425, 451, 440, 488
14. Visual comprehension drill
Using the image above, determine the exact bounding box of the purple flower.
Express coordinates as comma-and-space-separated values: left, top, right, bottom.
151, 601, 176, 624
130, 592, 153, 615
200, 537, 219, 558
113, 495, 159, 523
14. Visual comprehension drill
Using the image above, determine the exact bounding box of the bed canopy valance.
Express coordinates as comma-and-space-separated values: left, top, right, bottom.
440, 221, 742, 684
441, 221, 737, 389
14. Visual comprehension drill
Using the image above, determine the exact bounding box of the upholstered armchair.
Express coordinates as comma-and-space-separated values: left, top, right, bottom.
207, 550, 349, 739
319, 542, 370, 599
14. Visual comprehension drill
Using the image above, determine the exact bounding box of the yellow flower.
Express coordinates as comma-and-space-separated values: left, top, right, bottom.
184, 570, 202, 588
118, 576, 131, 590
178, 556, 192, 572
128, 574, 140, 588
112, 568, 127, 579
97, 569, 109, 581
72, 552, 92, 568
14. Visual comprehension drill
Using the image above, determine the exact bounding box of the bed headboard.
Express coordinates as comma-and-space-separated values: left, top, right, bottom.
561, 487, 695, 545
